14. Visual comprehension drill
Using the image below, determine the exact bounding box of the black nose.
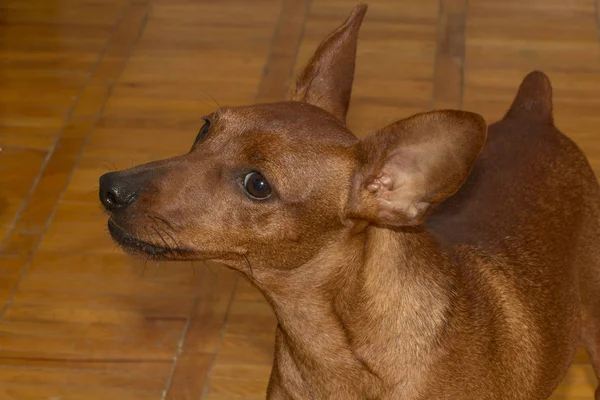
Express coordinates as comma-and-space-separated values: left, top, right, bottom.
99, 172, 137, 212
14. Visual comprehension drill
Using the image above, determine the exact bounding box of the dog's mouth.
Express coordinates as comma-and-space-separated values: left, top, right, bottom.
107, 219, 190, 259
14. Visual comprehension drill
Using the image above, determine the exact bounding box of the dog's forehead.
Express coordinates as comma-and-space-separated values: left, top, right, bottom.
202, 102, 357, 201
217, 102, 358, 146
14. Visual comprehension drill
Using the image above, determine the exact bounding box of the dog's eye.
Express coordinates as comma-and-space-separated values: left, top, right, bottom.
243, 172, 272, 200
195, 118, 211, 142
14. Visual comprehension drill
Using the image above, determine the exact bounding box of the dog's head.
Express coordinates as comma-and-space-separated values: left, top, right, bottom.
99, 4, 486, 273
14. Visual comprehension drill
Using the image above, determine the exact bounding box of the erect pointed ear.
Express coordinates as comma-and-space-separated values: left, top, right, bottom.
291, 4, 367, 124
347, 110, 487, 227
504, 70, 553, 124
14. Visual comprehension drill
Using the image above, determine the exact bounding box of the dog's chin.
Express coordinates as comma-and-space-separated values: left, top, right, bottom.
107, 219, 191, 261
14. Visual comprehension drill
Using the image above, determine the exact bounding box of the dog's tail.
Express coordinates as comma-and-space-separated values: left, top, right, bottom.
504, 71, 553, 124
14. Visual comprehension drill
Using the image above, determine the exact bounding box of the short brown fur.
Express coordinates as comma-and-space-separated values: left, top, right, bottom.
99, 4, 600, 399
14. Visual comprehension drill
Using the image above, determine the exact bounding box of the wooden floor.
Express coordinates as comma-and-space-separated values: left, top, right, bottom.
1, 0, 599, 399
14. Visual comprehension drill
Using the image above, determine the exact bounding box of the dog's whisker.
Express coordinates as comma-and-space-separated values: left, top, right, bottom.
242, 253, 254, 281
144, 215, 179, 253
150, 225, 172, 253
197, 99, 216, 111
203, 261, 215, 276
157, 215, 182, 230
140, 258, 149, 279
199, 88, 221, 109
100, 159, 118, 172
145, 214, 164, 230
146, 213, 182, 230
158, 227, 180, 251
143, 225, 152, 240
145, 214, 159, 226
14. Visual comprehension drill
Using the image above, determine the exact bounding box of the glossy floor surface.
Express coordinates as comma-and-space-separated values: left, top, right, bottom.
1, 0, 599, 399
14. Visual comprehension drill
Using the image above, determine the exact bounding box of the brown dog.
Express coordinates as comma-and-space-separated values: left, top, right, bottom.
99, 4, 600, 399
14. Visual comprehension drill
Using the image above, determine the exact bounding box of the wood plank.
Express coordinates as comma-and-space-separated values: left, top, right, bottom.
0, 366, 164, 392
163, 354, 213, 400
0, 258, 28, 313
0, 333, 177, 360
0, 319, 184, 344
255, 0, 311, 103
0, 383, 160, 400
0, 351, 172, 376
432, 0, 467, 109
597, 0, 600, 41
1, 2, 150, 257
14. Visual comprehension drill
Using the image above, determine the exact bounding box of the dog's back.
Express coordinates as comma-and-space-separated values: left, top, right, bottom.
426, 72, 600, 399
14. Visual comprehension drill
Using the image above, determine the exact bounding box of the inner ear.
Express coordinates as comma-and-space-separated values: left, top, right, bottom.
366, 146, 437, 225
291, 4, 367, 124
348, 110, 488, 227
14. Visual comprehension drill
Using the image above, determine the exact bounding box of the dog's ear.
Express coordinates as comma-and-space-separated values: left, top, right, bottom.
347, 110, 487, 227
504, 70, 553, 124
291, 4, 367, 124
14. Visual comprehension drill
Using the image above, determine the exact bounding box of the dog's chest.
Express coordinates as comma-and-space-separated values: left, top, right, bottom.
271, 326, 383, 399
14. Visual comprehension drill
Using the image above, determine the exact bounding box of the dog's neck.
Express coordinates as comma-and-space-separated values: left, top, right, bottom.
251, 225, 458, 393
